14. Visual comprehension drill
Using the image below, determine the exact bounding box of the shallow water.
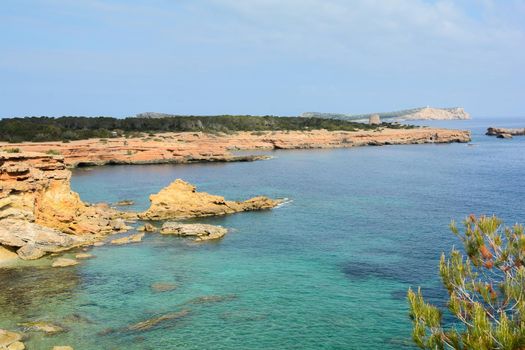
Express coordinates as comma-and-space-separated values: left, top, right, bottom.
1, 118, 524, 349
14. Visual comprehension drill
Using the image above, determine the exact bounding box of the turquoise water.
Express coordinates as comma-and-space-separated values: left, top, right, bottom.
1, 118, 524, 349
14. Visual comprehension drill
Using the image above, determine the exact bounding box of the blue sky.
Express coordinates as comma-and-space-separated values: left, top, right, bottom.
1, 0, 524, 117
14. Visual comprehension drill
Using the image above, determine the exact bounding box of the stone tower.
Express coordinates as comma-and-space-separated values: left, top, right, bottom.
369, 114, 381, 125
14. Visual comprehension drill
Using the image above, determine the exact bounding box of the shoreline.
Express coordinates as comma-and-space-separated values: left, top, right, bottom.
0, 128, 471, 168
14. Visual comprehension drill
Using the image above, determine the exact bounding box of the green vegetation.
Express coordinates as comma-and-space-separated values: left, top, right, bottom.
45, 149, 61, 155
408, 215, 525, 349
2, 147, 20, 153
0, 115, 414, 142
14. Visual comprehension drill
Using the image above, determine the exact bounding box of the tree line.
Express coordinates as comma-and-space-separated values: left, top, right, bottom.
0, 115, 412, 142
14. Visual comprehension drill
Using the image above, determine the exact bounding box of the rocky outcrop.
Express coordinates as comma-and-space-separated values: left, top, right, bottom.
0, 152, 130, 261
486, 127, 525, 137
161, 222, 227, 241
110, 233, 145, 245
18, 321, 64, 334
0, 329, 23, 349
51, 258, 79, 268
0, 152, 126, 235
497, 133, 512, 139
0, 246, 18, 265
0, 219, 87, 260
1, 127, 470, 168
137, 223, 157, 232
139, 179, 282, 220
75, 253, 93, 259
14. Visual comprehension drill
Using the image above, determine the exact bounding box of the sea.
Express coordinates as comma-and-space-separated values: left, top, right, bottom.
0, 117, 524, 349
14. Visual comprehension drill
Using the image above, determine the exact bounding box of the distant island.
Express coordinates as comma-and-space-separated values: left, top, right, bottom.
302, 107, 470, 122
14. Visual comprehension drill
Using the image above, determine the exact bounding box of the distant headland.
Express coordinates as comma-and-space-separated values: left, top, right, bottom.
302, 107, 471, 122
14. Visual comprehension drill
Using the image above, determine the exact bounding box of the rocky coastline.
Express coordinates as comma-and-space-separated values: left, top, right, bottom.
0, 126, 470, 264
486, 127, 525, 139
0, 152, 281, 265
0, 128, 471, 168
0, 127, 470, 348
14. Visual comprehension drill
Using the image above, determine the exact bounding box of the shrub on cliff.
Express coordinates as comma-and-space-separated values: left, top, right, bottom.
408, 215, 525, 349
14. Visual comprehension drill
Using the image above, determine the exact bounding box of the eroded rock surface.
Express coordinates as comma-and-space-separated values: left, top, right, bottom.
0, 152, 131, 260
110, 233, 145, 245
0, 153, 281, 261
150, 282, 178, 293
126, 309, 190, 332
0, 220, 87, 260
1, 128, 470, 168
18, 321, 65, 334
140, 179, 282, 220
51, 258, 79, 268
161, 222, 227, 241
0, 329, 23, 349
487, 127, 525, 136
0, 152, 128, 236
0, 246, 18, 264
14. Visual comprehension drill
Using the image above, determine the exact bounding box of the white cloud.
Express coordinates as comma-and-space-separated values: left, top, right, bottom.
205, 0, 525, 69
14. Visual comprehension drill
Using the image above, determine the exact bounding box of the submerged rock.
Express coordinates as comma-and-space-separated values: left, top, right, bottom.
126, 309, 190, 332
114, 200, 134, 206
0, 329, 23, 348
16, 244, 45, 260
75, 253, 93, 259
51, 258, 79, 268
137, 223, 156, 232
186, 294, 237, 305
110, 233, 145, 245
150, 282, 177, 293
139, 179, 282, 220
7, 341, 25, 350
18, 321, 64, 334
161, 222, 227, 241
0, 245, 18, 264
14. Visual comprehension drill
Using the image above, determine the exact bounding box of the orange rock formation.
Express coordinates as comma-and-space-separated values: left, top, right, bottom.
0, 128, 470, 168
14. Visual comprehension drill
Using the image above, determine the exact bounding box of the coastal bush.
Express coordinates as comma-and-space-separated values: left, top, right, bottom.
408, 215, 525, 349
0, 115, 416, 142
45, 149, 61, 155
3, 147, 20, 153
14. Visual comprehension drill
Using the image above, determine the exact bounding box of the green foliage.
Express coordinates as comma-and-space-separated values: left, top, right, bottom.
408, 215, 525, 349
45, 149, 61, 155
2, 147, 20, 153
0, 115, 414, 142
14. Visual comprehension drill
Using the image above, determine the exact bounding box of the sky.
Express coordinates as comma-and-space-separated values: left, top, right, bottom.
1, 0, 524, 117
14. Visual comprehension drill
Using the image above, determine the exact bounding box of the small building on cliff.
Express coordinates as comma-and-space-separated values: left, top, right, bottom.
369, 114, 381, 125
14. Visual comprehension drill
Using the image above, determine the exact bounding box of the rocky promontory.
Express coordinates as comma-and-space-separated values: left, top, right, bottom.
0, 152, 282, 264
139, 179, 282, 220
486, 127, 525, 138
0, 152, 131, 262
0, 128, 471, 168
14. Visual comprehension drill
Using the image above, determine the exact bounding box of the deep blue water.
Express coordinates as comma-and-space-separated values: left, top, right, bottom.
0, 118, 524, 349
